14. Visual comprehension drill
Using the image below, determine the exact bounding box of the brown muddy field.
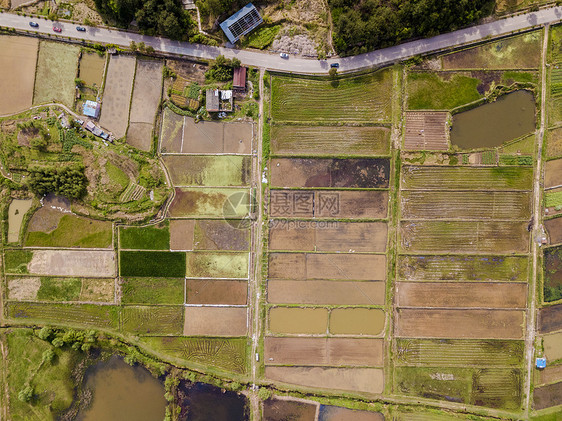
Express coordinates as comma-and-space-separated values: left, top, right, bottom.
267, 280, 385, 305
26, 250, 116, 277
400, 190, 532, 220
169, 219, 195, 250
269, 190, 388, 219
265, 366, 384, 394
329, 308, 385, 336
396, 282, 527, 308
538, 363, 562, 386
268, 253, 387, 281
183, 306, 247, 336
545, 159, 562, 189
0, 36, 38, 115
396, 309, 525, 339
265, 337, 383, 366
269, 222, 387, 253
319, 406, 385, 421
169, 219, 249, 251
270, 158, 390, 188
404, 111, 449, 151
186, 279, 247, 305
400, 220, 529, 254
181, 119, 253, 154
159, 108, 184, 153
538, 304, 562, 333
543, 332, 562, 361
397, 255, 529, 282
163, 155, 251, 186
533, 381, 562, 410
269, 307, 329, 335
546, 217, 562, 245
168, 188, 249, 218
126, 122, 153, 152
263, 398, 316, 421
129, 59, 163, 124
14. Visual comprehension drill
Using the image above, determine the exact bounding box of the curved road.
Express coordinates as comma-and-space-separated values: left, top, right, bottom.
1, 7, 562, 73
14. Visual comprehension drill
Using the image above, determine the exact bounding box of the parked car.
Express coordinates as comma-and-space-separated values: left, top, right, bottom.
330, 63, 340, 68
29, 22, 39, 28
53, 26, 62, 33
76, 26, 86, 32
279, 53, 289, 59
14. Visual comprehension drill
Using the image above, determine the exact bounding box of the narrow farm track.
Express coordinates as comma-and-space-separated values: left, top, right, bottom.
524, 24, 549, 415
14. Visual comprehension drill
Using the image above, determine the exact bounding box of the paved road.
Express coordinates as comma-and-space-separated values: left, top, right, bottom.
1, 7, 562, 73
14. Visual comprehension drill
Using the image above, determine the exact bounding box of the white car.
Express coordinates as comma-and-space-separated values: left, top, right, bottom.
279, 53, 289, 59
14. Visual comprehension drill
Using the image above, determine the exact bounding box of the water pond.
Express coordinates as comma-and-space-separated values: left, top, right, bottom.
450, 90, 535, 149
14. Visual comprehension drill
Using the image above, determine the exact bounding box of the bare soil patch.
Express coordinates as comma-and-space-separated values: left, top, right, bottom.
166, 59, 207, 84
268, 253, 386, 281
265, 366, 383, 394
126, 122, 153, 151
194, 220, 249, 250
269, 222, 387, 253
270, 158, 390, 188
396, 282, 527, 308
265, 337, 383, 366
183, 306, 247, 336
0, 36, 38, 115
396, 309, 525, 339
543, 332, 562, 362
7, 277, 40, 300
270, 190, 388, 219
404, 111, 449, 150
170, 219, 195, 250
129, 59, 162, 124
538, 363, 562, 386
547, 127, 562, 158
533, 381, 562, 410
267, 280, 385, 305
80, 278, 115, 302
168, 187, 249, 218
319, 406, 384, 421
160, 108, 184, 153
27, 250, 116, 277
26, 207, 63, 232
539, 304, 562, 333
186, 279, 247, 305
545, 158, 562, 188
181, 119, 253, 154
99, 55, 136, 138
263, 398, 317, 421
546, 217, 562, 245
329, 308, 385, 336
269, 307, 328, 335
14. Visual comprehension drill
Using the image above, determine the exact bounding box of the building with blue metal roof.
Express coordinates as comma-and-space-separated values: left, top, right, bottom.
220, 3, 262, 44
82, 100, 100, 119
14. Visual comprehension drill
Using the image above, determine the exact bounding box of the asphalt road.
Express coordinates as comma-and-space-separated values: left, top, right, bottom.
0, 7, 561, 73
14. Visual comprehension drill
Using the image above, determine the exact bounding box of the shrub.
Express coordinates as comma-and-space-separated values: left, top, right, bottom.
18, 385, 34, 402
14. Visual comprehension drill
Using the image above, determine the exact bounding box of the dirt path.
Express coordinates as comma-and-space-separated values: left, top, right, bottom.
523, 24, 549, 415
0, 334, 10, 421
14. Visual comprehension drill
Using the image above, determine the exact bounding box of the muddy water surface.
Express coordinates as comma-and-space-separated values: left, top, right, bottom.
450, 90, 535, 149
7, 199, 32, 243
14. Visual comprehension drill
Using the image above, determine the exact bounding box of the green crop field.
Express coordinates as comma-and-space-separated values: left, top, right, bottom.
119, 221, 170, 250
121, 277, 184, 305
407, 72, 482, 110
121, 306, 183, 335
550, 23, 562, 64
186, 252, 249, 278
141, 336, 248, 374
120, 251, 186, 277
37, 277, 82, 301
271, 70, 393, 123
25, 215, 112, 248
6, 302, 120, 329
163, 155, 251, 187
550, 67, 562, 125
4, 250, 33, 274
33, 41, 80, 108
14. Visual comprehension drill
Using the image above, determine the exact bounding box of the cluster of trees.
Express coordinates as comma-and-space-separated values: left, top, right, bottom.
329, 0, 494, 56
205, 55, 241, 81
27, 165, 88, 199
94, 0, 194, 40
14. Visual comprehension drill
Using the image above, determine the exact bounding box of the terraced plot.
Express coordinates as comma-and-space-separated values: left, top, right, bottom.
271, 70, 393, 123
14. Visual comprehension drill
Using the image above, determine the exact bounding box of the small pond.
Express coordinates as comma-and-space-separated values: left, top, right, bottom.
450, 90, 536, 149
178, 381, 249, 421
76, 355, 166, 421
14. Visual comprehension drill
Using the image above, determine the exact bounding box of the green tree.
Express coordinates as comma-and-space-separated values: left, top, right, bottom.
18, 385, 34, 402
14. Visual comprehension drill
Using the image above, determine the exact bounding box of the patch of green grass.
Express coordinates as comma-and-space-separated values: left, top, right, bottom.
186, 252, 248, 278
546, 191, 562, 208
6, 302, 120, 329
245, 25, 281, 49
105, 161, 129, 191
550, 23, 562, 64
120, 251, 186, 277
121, 277, 184, 305
501, 134, 536, 155
271, 70, 393, 123
37, 277, 82, 301
141, 336, 248, 374
502, 71, 538, 84
119, 221, 170, 250
121, 306, 183, 335
544, 245, 562, 302
531, 410, 562, 421
407, 72, 481, 110
499, 154, 534, 166
25, 215, 112, 248
4, 250, 33, 274
2, 329, 78, 419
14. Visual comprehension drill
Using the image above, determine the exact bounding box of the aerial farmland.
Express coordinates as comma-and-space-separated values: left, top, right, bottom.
0, 19, 561, 421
